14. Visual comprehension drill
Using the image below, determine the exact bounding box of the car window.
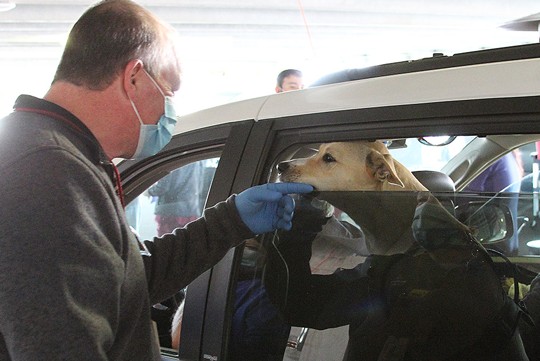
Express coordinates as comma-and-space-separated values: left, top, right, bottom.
126, 158, 218, 241
125, 157, 219, 351
227, 136, 540, 361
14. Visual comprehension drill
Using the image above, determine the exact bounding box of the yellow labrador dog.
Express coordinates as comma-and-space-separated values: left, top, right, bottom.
278, 140, 470, 256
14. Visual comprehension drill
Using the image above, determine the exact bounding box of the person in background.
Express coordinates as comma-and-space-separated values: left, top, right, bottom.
148, 162, 205, 236
463, 152, 522, 255
275, 69, 304, 93
0, 1, 313, 360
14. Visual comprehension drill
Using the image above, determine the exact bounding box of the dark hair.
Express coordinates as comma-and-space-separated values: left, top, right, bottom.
53, 0, 176, 90
276, 69, 302, 87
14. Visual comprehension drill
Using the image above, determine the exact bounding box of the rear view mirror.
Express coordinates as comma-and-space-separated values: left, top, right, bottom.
455, 201, 514, 244
418, 136, 457, 146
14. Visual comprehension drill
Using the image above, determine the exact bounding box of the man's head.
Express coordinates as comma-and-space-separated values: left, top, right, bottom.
275, 69, 303, 93
53, 0, 181, 92
48, 0, 182, 160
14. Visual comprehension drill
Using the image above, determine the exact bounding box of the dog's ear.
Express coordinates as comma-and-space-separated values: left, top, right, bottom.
367, 151, 405, 188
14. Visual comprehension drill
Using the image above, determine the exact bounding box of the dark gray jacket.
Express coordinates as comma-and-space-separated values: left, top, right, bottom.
0, 95, 252, 361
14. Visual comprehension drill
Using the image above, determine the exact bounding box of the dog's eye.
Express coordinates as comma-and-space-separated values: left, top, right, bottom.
322, 153, 336, 163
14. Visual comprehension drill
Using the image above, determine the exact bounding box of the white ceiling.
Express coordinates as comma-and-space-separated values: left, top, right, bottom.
0, 0, 539, 114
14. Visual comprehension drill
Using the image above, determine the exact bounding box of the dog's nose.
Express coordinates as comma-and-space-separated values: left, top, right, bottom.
277, 161, 290, 174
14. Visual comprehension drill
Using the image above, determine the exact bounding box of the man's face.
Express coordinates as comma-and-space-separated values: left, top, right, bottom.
278, 75, 303, 92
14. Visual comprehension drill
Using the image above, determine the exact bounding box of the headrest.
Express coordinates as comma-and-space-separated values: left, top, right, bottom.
412, 170, 456, 193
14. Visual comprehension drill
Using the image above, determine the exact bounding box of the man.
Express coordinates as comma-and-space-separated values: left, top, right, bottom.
0, 1, 312, 360
275, 68, 304, 93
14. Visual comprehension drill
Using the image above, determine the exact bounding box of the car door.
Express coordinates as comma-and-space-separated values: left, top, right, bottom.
200, 96, 540, 361
118, 120, 256, 360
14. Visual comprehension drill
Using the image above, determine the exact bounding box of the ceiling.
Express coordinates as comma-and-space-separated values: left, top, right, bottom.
0, 0, 539, 114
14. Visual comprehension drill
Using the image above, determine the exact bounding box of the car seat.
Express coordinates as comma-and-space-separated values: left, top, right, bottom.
412, 170, 455, 193
412, 170, 456, 214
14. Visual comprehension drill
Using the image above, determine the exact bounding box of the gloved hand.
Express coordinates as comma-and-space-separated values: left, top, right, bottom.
235, 182, 314, 234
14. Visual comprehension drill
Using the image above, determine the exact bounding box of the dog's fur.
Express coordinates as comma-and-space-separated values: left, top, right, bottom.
278, 140, 469, 255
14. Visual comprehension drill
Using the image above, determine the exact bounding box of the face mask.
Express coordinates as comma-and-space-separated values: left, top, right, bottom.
130, 70, 178, 160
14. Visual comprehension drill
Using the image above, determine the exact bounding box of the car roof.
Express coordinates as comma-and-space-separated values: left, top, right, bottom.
175, 43, 540, 136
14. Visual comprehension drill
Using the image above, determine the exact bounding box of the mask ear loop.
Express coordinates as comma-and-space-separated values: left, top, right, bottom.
143, 68, 166, 97
142, 69, 178, 121
128, 97, 144, 125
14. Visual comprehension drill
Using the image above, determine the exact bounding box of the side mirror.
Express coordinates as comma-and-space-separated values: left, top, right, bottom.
455, 201, 514, 244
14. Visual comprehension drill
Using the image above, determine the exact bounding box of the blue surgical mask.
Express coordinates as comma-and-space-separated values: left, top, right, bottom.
130, 70, 178, 160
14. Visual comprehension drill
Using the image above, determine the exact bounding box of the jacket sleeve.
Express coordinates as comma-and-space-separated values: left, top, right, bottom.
143, 196, 254, 304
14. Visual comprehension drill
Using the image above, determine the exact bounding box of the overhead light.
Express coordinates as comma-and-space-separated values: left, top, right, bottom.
0, 0, 15, 12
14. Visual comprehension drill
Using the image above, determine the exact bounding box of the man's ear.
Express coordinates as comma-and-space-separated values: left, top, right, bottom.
366, 151, 405, 188
123, 59, 144, 94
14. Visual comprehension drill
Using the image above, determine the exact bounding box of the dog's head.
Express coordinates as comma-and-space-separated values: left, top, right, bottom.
277, 141, 408, 191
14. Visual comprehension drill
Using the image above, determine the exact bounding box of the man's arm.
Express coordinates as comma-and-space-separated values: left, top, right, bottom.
143, 183, 314, 304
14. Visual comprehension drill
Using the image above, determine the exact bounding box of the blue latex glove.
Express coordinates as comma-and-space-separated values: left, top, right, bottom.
235, 183, 314, 234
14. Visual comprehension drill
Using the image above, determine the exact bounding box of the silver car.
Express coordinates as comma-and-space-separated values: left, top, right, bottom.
120, 43, 540, 361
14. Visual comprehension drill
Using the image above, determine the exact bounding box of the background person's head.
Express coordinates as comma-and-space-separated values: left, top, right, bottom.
275, 69, 303, 93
